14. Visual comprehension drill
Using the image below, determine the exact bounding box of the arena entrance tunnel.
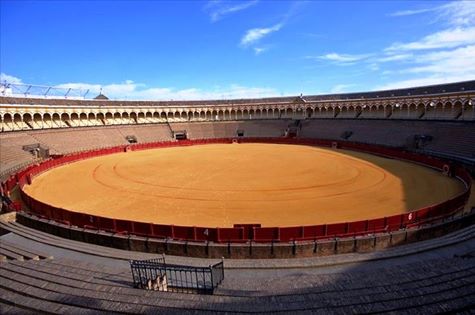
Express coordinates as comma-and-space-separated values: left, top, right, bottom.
4, 137, 473, 259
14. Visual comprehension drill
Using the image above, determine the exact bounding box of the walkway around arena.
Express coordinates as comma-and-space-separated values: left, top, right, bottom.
0, 221, 474, 313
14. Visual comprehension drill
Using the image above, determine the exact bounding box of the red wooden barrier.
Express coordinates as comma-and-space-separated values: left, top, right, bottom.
98, 216, 116, 232
347, 220, 367, 234
254, 227, 280, 242
115, 219, 133, 234
173, 225, 195, 240
327, 223, 347, 236
4, 137, 472, 244
367, 218, 387, 231
152, 224, 173, 238
132, 222, 153, 236
280, 226, 304, 241
303, 225, 327, 239
217, 227, 245, 242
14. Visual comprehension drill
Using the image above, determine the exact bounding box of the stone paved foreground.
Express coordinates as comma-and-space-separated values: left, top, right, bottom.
1, 225, 474, 313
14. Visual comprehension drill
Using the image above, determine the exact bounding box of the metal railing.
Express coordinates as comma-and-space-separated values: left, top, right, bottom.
130, 257, 224, 294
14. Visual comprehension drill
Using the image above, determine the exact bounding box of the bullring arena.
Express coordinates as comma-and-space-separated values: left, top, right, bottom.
1, 80, 475, 313
23, 143, 464, 227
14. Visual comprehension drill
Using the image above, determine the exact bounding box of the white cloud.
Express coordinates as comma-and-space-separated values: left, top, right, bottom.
402, 45, 475, 76
439, 1, 475, 27
379, 1, 475, 89
330, 84, 355, 93
253, 47, 267, 55
205, 0, 258, 22
240, 23, 282, 46
386, 27, 475, 51
37, 79, 282, 100
0, 73, 23, 84
320, 53, 370, 63
389, 7, 437, 17
389, 1, 475, 26
374, 45, 475, 90
370, 2, 475, 90
377, 53, 413, 62
1, 73, 289, 100
368, 63, 380, 71
306, 53, 371, 66
55, 80, 141, 97
375, 75, 475, 91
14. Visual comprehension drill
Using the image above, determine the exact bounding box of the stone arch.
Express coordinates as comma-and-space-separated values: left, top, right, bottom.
104, 112, 113, 125
12, 113, 23, 130
222, 110, 229, 120
130, 112, 137, 123
236, 109, 242, 119
339, 106, 348, 117
138, 112, 146, 123
59, 113, 70, 128
32, 113, 42, 129
96, 112, 104, 120
23, 113, 33, 129
61, 112, 71, 120
69, 112, 79, 127
52, 112, 61, 128
2, 113, 13, 131
285, 108, 293, 118
462, 99, 474, 119
42, 113, 52, 128
113, 112, 121, 124
333, 107, 340, 117
79, 112, 87, 126
305, 107, 313, 118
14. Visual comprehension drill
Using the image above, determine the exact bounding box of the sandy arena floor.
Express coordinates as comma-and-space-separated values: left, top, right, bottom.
23, 143, 465, 227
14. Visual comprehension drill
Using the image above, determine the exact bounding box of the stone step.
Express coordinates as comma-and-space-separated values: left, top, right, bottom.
2, 221, 159, 261
0, 242, 39, 261
0, 275, 137, 314
0, 300, 38, 315
0, 286, 97, 314
0, 247, 24, 261
0, 239, 53, 260
2, 258, 475, 313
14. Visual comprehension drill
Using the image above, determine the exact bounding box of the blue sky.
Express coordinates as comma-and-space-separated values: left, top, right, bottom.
1, 0, 474, 100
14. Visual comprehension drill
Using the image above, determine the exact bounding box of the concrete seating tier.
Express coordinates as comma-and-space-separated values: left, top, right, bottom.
0, 239, 52, 261
0, 248, 473, 313
301, 119, 475, 159
0, 133, 38, 175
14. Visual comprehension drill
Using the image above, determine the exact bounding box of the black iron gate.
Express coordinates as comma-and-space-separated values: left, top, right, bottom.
130, 257, 224, 294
